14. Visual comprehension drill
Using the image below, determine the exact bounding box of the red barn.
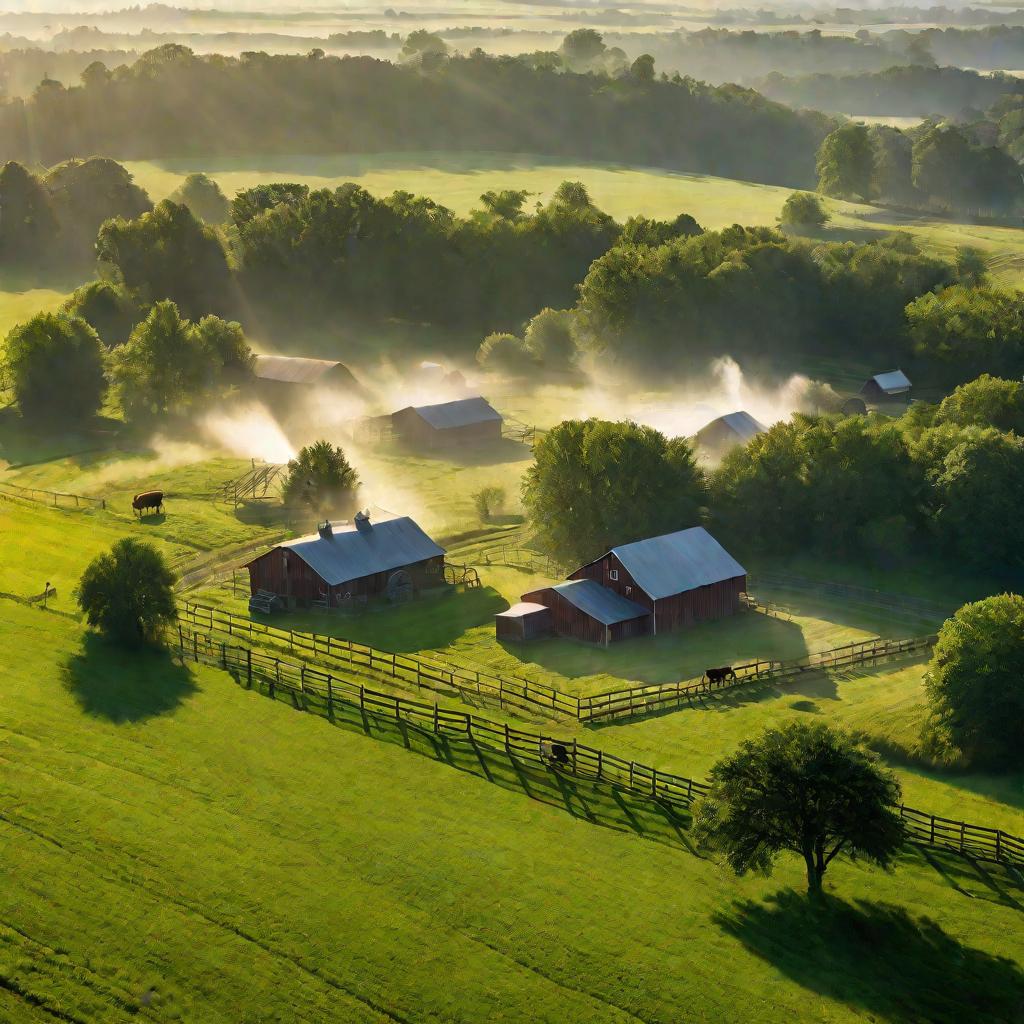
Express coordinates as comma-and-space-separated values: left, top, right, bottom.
244, 513, 445, 610
568, 527, 746, 636
520, 579, 651, 647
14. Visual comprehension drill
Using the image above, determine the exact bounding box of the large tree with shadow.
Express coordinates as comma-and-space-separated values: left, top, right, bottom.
694, 721, 904, 895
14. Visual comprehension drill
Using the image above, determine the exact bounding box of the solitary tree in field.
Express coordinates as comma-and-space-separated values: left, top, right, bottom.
77, 539, 177, 647
693, 722, 904, 896
924, 595, 1024, 767
282, 440, 360, 516
779, 191, 829, 229
4, 312, 106, 425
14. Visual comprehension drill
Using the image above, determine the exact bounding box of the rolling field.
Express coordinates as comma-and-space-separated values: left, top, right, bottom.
126, 152, 1024, 289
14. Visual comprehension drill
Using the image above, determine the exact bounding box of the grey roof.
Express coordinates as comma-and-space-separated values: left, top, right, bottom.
409, 396, 502, 430
607, 527, 746, 601
254, 355, 344, 384
698, 410, 766, 442
867, 369, 911, 394
496, 602, 551, 619
550, 579, 650, 626
272, 516, 445, 586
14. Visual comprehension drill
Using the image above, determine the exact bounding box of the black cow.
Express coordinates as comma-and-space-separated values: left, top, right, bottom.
703, 666, 737, 686
540, 740, 571, 767
132, 490, 164, 517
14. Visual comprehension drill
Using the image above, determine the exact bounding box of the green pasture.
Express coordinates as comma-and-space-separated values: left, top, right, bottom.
2, 597, 1023, 1023
126, 152, 1024, 289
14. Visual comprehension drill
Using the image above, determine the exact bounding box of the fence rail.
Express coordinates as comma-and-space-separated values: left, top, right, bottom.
172, 623, 1024, 870
0, 478, 105, 510
578, 635, 936, 722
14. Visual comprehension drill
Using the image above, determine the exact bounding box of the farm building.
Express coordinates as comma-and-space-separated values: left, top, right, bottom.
494, 602, 553, 643
694, 411, 766, 457
859, 369, 912, 403
520, 580, 651, 647
244, 512, 445, 610
391, 396, 503, 450
568, 526, 747, 636
252, 355, 360, 406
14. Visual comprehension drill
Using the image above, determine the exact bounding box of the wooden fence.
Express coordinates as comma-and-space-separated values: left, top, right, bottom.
172, 622, 1024, 870
0, 479, 105, 510
578, 635, 936, 722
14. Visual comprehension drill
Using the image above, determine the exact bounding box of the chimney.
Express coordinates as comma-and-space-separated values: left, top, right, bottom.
317, 520, 333, 540
354, 509, 372, 534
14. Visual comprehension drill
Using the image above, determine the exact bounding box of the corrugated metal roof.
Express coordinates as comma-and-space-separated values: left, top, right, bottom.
609, 527, 746, 601
699, 410, 766, 442
254, 355, 344, 384
409, 396, 502, 430
550, 579, 650, 626
869, 369, 911, 394
278, 516, 445, 586
496, 602, 551, 619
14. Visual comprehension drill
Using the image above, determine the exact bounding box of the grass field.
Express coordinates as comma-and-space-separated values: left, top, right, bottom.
3, 596, 1024, 1023
126, 152, 1024, 289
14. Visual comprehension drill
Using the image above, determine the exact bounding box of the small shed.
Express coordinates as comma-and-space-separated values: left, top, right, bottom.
495, 602, 553, 643
244, 512, 445, 609
391, 396, 503, 450
521, 579, 651, 646
859, 369, 911, 403
694, 410, 766, 457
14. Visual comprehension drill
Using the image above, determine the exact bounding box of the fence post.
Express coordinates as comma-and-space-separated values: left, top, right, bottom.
327, 674, 334, 720
221, 642, 227, 669
651, 767, 658, 797
571, 738, 577, 775
246, 647, 252, 687
504, 722, 510, 753
178, 622, 183, 652
629, 761, 635, 789
359, 685, 365, 713
270, 660, 278, 698
193, 632, 198, 663
433, 704, 439, 734
596, 748, 603, 780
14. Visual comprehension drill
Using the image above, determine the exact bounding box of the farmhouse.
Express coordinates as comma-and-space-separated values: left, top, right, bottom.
859, 369, 912, 403
694, 410, 766, 457
519, 580, 650, 647
244, 512, 445, 609
391, 396, 503, 450
252, 354, 360, 405
569, 526, 747, 636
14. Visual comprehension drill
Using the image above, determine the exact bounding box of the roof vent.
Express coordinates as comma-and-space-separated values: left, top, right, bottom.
317, 520, 333, 540
354, 510, 372, 533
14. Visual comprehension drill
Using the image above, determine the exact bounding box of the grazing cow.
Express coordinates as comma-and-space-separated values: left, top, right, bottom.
540, 740, 571, 767
132, 490, 164, 517
703, 666, 737, 686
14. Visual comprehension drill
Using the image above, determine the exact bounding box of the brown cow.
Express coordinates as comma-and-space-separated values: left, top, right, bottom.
132, 490, 164, 517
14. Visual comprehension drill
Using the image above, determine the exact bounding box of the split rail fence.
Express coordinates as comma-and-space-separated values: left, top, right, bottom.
172, 622, 1024, 870
0, 479, 105, 510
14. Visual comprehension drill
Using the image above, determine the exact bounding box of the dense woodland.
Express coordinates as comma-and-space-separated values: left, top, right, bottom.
0, 44, 831, 187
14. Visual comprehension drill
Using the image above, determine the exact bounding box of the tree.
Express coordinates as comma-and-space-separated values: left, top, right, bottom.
869, 125, 915, 202
0, 161, 58, 262
630, 53, 656, 82
473, 485, 506, 522
477, 189, 531, 221
523, 418, 707, 564
935, 374, 1024, 433
108, 300, 239, 420
693, 722, 904, 895
816, 123, 875, 200
560, 29, 606, 69
955, 246, 988, 287
281, 440, 360, 515
168, 172, 230, 224
401, 30, 448, 62
523, 308, 577, 370
61, 280, 140, 348
551, 180, 593, 209
925, 595, 1024, 767
477, 332, 536, 375
779, 191, 829, 229
193, 315, 254, 377
76, 538, 177, 647
4, 312, 106, 425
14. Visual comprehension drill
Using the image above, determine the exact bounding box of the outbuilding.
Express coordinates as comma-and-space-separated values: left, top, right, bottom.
520, 579, 651, 646
253, 354, 361, 406
859, 369, 912, 404
694, 410, 766, 457
391, 396, 503, 450
494, 602, 553, 643
569, 526, 746, 635
244, 512, 445, 610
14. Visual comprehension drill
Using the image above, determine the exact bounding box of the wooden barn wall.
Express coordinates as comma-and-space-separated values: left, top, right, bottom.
609, 615, 651, 643
391, 410, 502, 451
496, 609, 552, 643
653, 576, 746, 632
569, 557, 655, 613
521, 587, 607, 645
248, 549, 445, 607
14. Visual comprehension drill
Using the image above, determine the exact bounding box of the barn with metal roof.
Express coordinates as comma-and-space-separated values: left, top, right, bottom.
520, 580, 651, 646
391, 396, 503, 450
694, 410, 766, 457
244, 512, 446, 610
568, 527, 747, 636
859, 369, 912, 403
252, 354, 361, 408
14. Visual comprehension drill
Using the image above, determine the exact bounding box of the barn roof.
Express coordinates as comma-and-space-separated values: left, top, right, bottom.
496, 602, 551, 619
604, 527, 746, 601
253, 354, 345, 384
697, 410, 766, 442
549, 579, 650, 626
409, 396, 502, 430
865, 369, 911, 395
273, 516, 445, 586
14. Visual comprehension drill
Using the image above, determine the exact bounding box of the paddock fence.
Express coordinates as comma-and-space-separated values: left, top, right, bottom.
171, 623, 1024, 870
0, 479, 106, 510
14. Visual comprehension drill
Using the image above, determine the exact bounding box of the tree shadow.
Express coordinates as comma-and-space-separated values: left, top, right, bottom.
714, 889, 1024, 1024
62, 633, 198, 723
